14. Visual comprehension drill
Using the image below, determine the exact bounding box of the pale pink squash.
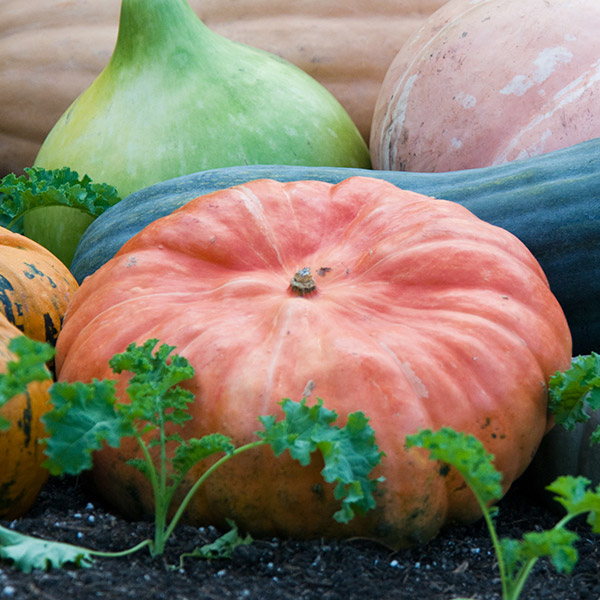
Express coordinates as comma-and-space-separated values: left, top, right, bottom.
370, 0, 600, 172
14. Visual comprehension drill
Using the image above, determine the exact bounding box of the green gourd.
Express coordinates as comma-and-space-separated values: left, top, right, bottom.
26, 0, 370, 266
70, 137, 600, 357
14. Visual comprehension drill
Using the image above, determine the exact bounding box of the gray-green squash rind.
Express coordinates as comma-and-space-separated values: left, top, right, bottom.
71, 137, 600, 356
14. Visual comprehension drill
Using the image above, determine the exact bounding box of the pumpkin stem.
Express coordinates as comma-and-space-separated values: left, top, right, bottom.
290, 267, 316, 296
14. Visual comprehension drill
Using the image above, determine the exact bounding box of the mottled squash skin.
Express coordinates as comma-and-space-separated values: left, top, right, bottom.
0, 229, 68, 518
0, 315, 51, 520
56, 177, 571, 548
0, 227, 78, 347
371, 0, 600, 172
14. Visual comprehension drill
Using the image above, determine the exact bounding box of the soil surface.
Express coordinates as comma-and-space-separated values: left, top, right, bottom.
1, 474, 599, 600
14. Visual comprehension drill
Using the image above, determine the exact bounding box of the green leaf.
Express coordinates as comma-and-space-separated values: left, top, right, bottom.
546, 476, 600, 533
172, 433, 235, 479
549, 353, 600, 431
109, 339, 195, 428
42, 379, 133, 475
0, 525, 94, 573
258, 398, 384, 523
178, 519, 252, 565
258, 398, 336, 463
500, 528, 579, 578
0, 167, 120, 232
405, 428, 503, 505
126, 457, 153, 479
0, 336, 53, 430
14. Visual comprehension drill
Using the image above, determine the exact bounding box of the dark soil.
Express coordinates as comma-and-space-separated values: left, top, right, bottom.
1, 474, 599, 600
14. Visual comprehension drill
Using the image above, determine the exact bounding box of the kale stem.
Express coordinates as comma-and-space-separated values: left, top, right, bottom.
134, 434, 167, 556
496, 507, 579, 599
154, 407, 169, 555
162, 440, 267, 544
87, 538, 153, 558
508, 559, 538, 600
469, 487, 510, 599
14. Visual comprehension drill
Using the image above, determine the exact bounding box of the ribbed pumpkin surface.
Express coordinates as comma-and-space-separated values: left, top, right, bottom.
55, 177, 571, 547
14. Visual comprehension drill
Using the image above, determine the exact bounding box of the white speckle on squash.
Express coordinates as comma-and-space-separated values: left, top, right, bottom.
554, 58, 600, 100
378, 342, 429, 399
451, 137, 463, 149
500, 47, 573, 96
382, 73, 419, 171
500, 75, 532, 97
495, 60, 600, 165
393, 74, 419, 127
302, 379, 316, 398
455, 91, 476, 109
463, 94, 476, 109
514, 128, 553, 161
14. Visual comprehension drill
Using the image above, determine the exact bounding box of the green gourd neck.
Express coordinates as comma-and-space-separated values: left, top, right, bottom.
110, 0, 215, 66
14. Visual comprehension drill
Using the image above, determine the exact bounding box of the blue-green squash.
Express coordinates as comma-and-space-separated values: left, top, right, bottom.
529, 412, 600, 494
70, 137, 600, 356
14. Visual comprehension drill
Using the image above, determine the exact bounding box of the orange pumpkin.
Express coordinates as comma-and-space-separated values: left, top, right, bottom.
0, 314, 51, 519
55, 177, 571, 547
0, 0, 448, 176
0, 227, 78, 346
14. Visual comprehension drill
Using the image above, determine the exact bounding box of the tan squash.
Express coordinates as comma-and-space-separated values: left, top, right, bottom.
0, 314, 51, 519
0, 0, 448, 176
